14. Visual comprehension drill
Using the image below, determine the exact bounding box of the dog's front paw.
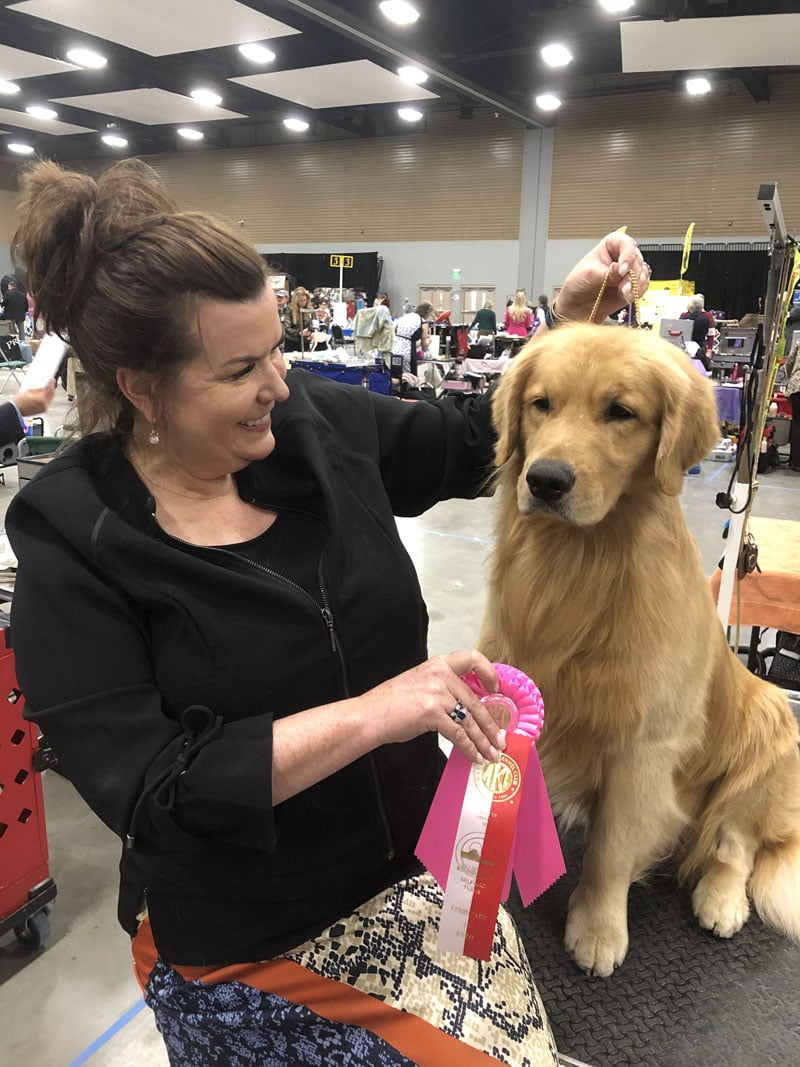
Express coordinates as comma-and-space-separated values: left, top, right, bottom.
692, 874, 750, 938
565, 901, 629, 977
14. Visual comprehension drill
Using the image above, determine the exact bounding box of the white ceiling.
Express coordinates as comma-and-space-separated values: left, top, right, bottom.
8, 0, 300, 58
231, 59, 440, 110
622, 14, 800, 73
0, 43, 77, 80
50, 88, 246, 125
0, 106, 93, 135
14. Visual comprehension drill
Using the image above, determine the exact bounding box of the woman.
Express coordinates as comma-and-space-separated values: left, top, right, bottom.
283, 285, 313, 351
391, 301, 433, 375
501, 289, 534, 337
7, 158, 647, 1066
469, 300, 497, 335
680, 294, 711, 368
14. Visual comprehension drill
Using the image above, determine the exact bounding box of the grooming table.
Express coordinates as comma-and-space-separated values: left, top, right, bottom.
709, 517, 800, 636
510, 827, 800, 1066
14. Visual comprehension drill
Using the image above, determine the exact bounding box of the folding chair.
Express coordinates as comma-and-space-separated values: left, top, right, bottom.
0, 336, 26, 394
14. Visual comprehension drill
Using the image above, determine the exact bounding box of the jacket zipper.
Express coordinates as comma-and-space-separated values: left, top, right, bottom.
152, 512, 396, 861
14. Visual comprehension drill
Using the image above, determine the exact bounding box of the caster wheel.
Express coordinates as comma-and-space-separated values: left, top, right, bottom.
13, 906, 51, 951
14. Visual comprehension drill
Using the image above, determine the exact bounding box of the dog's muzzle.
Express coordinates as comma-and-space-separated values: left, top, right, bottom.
525, 459, 576, 503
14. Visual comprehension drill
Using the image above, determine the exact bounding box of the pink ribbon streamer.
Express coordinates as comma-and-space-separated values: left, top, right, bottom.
416, 663, 565, 910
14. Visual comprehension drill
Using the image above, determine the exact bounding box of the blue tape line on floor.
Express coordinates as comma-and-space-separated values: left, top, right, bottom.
67, 999, 146, 1066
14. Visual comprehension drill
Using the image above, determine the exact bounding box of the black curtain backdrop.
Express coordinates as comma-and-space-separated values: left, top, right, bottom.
263, 252, 379, 299
638, 248, 769, 320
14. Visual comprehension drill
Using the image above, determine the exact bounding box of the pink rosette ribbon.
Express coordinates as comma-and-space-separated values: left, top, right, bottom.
416, 663, 565, 960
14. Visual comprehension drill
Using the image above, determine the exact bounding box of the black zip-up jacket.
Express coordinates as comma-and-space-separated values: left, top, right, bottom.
7, 370, 496, 966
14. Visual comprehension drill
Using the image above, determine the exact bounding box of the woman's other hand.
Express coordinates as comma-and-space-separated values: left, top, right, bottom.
362, 651, 505, 764
555, 230, 651, 324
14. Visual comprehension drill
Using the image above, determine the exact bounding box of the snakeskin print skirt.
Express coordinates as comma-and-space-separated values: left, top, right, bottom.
132, 872, 559, 1066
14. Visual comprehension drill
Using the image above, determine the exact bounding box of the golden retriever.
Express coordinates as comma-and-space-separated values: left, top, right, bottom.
480, 323, 800, 977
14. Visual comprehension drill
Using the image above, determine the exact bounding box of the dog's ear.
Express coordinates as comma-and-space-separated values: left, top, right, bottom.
654, 358, 719, 495
492, 355, 528, 467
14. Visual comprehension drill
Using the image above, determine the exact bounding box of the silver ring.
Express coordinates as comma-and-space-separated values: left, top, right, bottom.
449, 701, 467, 723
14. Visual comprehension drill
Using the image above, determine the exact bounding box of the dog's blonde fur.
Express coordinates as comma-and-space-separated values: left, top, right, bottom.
480, 323, 800, 976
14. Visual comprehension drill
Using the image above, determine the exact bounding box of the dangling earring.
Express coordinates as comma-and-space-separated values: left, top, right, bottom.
148, 421, 160, 446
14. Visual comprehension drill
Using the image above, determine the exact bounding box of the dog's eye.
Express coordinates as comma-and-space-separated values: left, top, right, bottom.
606, 402, 636, 421
531, 397, 550, 412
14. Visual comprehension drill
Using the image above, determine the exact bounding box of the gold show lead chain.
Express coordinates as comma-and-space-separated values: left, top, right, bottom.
588, 267, 640, 325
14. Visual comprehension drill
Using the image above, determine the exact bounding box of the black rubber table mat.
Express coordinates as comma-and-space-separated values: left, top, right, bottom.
509, 828, 800, 1066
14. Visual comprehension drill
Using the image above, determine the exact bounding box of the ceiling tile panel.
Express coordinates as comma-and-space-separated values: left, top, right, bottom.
9, 0, 300, 58
0, 43, 77, 80
0, 107, 93, 135
230, 60, 439, 109
50, 88, 246, 125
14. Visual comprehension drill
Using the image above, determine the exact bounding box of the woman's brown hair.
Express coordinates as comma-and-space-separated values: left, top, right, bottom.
11, 158, 267, 437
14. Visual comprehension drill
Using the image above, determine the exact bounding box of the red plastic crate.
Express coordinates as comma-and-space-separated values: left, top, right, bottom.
0, 637, 51, 922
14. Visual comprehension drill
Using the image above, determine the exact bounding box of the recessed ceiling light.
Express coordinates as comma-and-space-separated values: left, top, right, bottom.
686, 76, 712, 95
66, 46, 107, 68
283, 117, 309, 132
190, 87, 223, 108
0, 80, 20, 95
397, 65, 428, 85
8, 142, 34, 155
398, 106, 423, 122
541, 43, 573, 68
177, 127, 204, 141
379, 1, 420, 26
238, 42, 276, 64
599, 0, 635, 12
535, 93, 562, 111
101, 133, 128, 148
25, 105, 58, 121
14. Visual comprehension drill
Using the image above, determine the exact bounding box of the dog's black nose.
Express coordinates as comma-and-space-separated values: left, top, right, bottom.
526, 460, 575, 502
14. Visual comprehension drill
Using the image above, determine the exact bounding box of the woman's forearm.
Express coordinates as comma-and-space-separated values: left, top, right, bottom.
271, 698, 380, 805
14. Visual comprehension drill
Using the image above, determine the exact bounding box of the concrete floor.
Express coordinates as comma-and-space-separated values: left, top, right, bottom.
1, 383, 799, 1066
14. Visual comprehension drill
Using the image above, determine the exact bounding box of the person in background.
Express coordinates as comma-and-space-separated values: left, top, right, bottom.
470, 299, 497, 335
0, 379, 56, 443
680, 294, 711, 370
402, 297, 413, 314
392, 301, 434, 374
274, 288, 289, 330
1, 278, 29, 338
283, 285, 313, 351
536, 293, 553, 330
6, 156, 648, 1066
784, 339, 800, 472
501, 288, 534, 337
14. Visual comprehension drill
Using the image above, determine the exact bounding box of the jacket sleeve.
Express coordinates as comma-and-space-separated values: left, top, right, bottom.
7, 500, 276, 854
0, 401, 24, 444
365, 386, 498, 515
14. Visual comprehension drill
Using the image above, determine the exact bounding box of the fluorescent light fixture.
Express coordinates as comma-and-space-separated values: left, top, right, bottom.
25, 105, 58, 120
8, 142, 34, 154
0, 80, 20, 95
101, 133, 128, 148
379, 1, 420, 26
686, 76, 712, 95
599, 0, 635, 11
283, 117, 309, 132
238, 42, 276, 64
190, 87, 223, 107
66, 46, 107, 68
535, 93, 562, 111
397, 64, 428, 85
541, 43, 573, 68
397, 106, 423, 121
177, 127, 204, 141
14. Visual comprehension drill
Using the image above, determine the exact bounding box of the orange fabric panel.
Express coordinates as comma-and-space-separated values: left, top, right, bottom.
132, 919, 502, 1067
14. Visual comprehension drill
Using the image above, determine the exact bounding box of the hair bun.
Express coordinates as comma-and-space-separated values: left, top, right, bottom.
12, 159, 177, 338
